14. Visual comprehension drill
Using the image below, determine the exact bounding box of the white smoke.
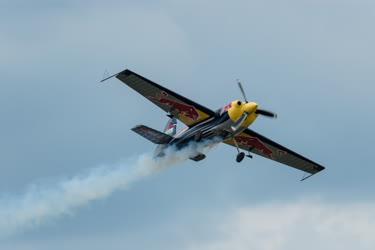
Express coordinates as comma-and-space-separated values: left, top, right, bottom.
0, 140, 217, 237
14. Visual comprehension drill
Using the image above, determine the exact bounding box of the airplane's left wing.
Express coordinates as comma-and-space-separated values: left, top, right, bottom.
224, 128, 325, 177
115, 69, 215, 127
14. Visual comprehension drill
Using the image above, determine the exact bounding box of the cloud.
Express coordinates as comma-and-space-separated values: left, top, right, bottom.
5, 198, 374, 250
0, 1, 194, 76
185, 199, 375, 250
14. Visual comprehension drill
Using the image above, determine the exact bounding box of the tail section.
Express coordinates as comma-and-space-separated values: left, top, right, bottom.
164, 117, 177, 136
153, 117, 177, 158
132, 118, 179, 158
131, 125, 173, 144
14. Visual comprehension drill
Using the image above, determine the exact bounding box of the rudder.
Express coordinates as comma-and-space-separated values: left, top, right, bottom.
164, 117, 177, 136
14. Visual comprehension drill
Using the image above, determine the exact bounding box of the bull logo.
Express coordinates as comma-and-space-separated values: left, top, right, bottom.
150, 92, 200, 121
236, 135, 274, 158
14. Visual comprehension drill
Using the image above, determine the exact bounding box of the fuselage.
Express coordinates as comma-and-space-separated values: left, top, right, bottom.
161, 100, 259, 152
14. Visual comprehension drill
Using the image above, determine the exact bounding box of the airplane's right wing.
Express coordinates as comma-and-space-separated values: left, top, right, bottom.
224, 128, 325, 176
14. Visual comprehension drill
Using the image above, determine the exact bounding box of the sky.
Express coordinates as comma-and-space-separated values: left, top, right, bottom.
0, 0, 375, 249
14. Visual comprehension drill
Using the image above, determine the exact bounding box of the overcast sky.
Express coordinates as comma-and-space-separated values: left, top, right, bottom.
1, 0, 375, 249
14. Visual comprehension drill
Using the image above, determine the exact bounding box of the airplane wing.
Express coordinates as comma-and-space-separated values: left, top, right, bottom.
224, 129, 325, 176
115, 69, 216, 127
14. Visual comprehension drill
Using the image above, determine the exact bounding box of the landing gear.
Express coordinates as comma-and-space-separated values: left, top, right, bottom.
236, 152, 245, 162
232, 137, 252, 163
233, 138, 245, 163
190, 153, 206, 162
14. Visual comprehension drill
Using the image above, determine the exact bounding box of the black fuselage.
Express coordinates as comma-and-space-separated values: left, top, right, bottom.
169, 111, 233, 149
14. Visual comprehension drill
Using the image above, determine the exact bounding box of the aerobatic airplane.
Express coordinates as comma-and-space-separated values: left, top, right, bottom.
102, 69, 325, 180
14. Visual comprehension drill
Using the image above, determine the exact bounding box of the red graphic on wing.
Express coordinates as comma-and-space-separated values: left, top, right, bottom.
150, 92, 200, 121
236, 135, 273, 158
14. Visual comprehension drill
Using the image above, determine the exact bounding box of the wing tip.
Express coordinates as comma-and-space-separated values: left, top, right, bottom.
100, 69, 132, 83
314, 164, 326, 173
301, 165, 325, 181
116, 69, 132, 78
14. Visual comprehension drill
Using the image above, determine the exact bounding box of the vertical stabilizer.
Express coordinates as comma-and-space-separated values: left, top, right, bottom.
154, 117, 177, 158
164, 117, 177, 136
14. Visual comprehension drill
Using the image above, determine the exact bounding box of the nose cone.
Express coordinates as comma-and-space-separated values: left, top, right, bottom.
244, 102, 258, 113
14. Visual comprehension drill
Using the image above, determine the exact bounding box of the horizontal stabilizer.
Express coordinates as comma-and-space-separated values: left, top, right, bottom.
131, 125, 173, 144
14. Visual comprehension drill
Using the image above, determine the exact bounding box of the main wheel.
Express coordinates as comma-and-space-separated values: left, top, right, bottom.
236, 152, 245, 163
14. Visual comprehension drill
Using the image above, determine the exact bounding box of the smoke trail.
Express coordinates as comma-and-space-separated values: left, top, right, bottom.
0, 140, 217, 237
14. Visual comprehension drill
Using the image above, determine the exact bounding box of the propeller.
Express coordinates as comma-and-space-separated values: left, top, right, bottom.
236, 79, 277, 119
255, 109, 277, 118
237, 80, 248, 103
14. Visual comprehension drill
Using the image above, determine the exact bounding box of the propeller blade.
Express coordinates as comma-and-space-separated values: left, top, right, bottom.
256, 109, 277, 118
237, 80, 248, 103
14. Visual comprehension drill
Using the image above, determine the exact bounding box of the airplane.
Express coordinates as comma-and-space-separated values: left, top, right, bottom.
102, 69, 325, 180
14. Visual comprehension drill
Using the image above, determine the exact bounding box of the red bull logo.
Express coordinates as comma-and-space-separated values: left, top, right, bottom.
236, 135, 274, 158
150, 91, 200, 121
220, 103, 232, 115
